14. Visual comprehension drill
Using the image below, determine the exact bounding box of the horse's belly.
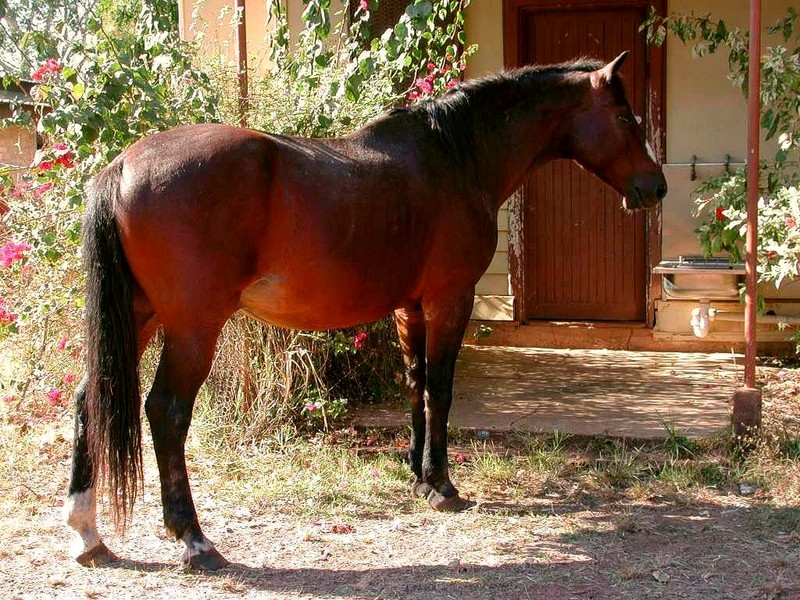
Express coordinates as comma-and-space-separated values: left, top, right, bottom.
239, 274, 405, 330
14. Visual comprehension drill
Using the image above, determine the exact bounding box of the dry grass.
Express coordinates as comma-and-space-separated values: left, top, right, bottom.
0, 361, 798, 599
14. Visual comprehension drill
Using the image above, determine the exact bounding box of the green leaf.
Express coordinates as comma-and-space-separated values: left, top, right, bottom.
70, 82, 85, 100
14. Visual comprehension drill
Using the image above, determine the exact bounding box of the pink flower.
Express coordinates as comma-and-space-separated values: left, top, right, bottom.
427, 62, 436, 72
338, 481, 348, 490
359, 0, 368, 10
354, 330, 367, 349
63, 373, 76, 384
0, 241, 31, 268
415, 77, 433, 95
57, 337, 68, 351
34, 183, 53, 198
786, 216, 797, 229
2, 395, 18, 404
455, 453, 466, 464
446, 78, 458, 89
46, 388, 63, 406
11, 181, 31, 198
31, 58, 61, 82
52, 142, 68, 151
370, 468, 380, 477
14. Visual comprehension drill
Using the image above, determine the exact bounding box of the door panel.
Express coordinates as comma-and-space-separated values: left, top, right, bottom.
521, 8, 648, 321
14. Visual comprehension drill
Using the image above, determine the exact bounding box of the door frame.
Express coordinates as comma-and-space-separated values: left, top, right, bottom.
503, 0, 666, 325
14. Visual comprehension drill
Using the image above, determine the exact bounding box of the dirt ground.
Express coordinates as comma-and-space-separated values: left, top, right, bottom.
1, 362, 799, 600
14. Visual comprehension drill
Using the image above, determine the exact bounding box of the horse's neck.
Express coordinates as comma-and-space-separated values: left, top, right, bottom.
472, 78, 583, 212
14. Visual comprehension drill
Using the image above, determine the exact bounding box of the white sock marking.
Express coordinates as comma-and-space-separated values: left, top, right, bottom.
64, 490, 103, 558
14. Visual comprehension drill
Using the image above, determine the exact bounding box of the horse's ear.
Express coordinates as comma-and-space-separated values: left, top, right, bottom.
591, 51, 629, 89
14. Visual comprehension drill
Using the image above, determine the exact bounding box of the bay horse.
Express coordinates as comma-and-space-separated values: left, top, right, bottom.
65, 52, 666, 569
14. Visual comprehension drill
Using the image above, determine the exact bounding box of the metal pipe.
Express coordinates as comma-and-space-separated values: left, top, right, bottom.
663, 162, 745, 168
745, 0, 762, 388
711, 310, 800, 326
235, 0, 248, 127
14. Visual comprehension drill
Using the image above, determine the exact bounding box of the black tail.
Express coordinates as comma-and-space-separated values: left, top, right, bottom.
83, 160, 141, 527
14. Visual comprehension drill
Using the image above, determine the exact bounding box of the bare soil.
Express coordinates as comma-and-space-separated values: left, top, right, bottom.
1, 363, 799, 600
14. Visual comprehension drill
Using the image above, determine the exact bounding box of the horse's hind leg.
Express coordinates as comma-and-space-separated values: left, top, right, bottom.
64, 306, 158, 566
394, 306, 431, 498
63, 376, 117, 565
145, 325, 227, 570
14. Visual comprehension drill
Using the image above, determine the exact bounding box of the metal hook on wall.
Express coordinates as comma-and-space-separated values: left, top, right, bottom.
724, 154, 731, 175
690, 154, 697, 181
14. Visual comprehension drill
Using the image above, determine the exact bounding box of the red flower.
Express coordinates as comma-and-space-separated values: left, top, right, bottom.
354, 331, 367, 349
0, 241, 31, 268
715, 206, 725, 221
786, 216, 797, 229
455, 453, 466, 464
427, 62, 436, 72
46, 388, 63, 406
37, 160, 54, 172
56, 152, 75, 168
446, 78, 458, 89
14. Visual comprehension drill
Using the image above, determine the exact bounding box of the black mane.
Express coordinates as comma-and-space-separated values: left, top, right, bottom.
401, 58, 609, 169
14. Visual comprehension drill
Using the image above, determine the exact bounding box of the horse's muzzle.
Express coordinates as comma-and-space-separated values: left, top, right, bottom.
625, 173, 668, 210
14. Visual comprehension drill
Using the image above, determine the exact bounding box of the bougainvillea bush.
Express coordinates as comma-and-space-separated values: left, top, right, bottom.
0, 0, 219, 425
1, 0, 473, 435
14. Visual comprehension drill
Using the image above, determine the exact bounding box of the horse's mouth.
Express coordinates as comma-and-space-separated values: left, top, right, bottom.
623, 187, 662, 211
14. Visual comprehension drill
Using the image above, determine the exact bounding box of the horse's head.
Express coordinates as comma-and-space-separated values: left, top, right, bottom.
565, 52, 667, 210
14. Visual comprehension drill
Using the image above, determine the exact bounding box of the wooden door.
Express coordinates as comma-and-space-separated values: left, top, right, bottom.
518, 7, 649, 321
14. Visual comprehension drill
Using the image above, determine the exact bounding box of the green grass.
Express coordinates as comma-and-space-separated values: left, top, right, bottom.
182, 409, 800, 520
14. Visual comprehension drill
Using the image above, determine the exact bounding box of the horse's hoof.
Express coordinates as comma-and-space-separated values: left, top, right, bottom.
75, 542, 118, 567
427, 490, 476, 513
184, 547, 230, 571
411, 479, 433, 499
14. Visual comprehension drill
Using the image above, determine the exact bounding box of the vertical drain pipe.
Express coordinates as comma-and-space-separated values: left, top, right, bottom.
733, 0, 763, 435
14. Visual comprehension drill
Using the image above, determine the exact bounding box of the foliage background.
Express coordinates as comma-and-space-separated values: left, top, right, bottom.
644, 7, 800, 293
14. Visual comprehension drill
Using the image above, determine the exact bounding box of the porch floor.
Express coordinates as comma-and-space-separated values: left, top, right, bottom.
352, 345, 743, 439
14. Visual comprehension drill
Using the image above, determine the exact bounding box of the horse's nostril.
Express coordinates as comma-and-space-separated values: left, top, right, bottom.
656, 182, 668, 199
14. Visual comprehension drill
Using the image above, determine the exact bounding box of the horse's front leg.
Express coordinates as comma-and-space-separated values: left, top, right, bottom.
146, 328, 228, 570
420, 291, 476, 512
